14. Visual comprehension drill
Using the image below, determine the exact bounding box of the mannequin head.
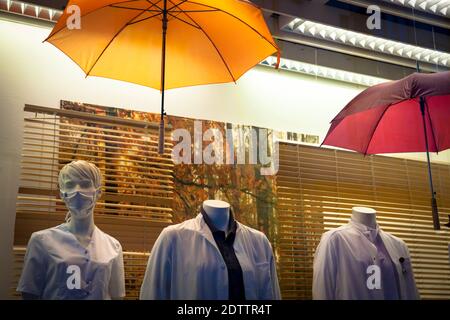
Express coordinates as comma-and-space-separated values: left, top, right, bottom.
59, 160, 102, 221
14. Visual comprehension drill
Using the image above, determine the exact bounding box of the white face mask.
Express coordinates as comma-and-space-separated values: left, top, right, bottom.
63, 190, 97, 219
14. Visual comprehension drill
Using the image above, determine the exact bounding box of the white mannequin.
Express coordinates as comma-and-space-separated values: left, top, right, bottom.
351, 206, 377, 229
21, 160, 124, 300
202, 200, 230, 233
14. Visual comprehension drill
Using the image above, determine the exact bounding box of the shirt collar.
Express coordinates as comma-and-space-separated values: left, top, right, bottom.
200, 206, 238, 238
59, 223, 98, 246
349, 218, 380, 243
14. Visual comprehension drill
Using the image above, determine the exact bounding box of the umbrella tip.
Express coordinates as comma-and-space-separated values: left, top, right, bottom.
275, 52, 281, 70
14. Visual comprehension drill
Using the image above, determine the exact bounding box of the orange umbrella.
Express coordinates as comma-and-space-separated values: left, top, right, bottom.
45, 0, 280, 154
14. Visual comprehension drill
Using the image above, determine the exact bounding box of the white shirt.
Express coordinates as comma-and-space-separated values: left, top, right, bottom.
17, 224, 125, 300
313, 219, 420, 300
140, 214, 281, 300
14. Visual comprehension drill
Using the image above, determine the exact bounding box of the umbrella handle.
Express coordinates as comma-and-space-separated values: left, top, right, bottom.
431, 197, 440, 230
158, 116, 165, 155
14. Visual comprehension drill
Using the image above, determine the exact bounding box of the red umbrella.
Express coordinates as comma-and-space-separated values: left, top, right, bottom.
322, 71, 450, 230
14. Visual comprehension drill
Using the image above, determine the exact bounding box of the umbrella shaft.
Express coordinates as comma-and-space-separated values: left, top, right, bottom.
161, 0, 168, 111
420, 97, 440, 230
420, 97, 436, 198
158, 0, 168, 155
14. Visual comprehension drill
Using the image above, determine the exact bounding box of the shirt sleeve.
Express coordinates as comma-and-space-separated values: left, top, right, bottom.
312, 232, 338, 300
139, 228, 173, 300
262, 236, 281, 300
109, 242, 126, 299
269, 248, 282, 300
404, 244, 420, 300
17, 233, 47, 297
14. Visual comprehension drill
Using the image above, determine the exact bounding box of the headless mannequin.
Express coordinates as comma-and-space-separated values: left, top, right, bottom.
351, 207, 377, 229
202, 200, 231, 233
351, 206, 401, 299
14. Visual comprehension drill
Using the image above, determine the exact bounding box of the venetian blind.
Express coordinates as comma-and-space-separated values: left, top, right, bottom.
276, 142, 450, 300
11, 104, 174, 299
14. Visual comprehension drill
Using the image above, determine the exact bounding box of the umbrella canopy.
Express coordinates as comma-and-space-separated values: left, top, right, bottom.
322, 71, 450, 230
45, 0, 279, 152
323, 71, 450, 155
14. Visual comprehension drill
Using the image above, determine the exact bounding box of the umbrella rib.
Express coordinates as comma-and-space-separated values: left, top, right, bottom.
167, 0, 218, 14
170, 9, 219, 12
145, 0, 164, 11
170, 4, 236, 83
167, 0, 188, 11
425, 99, 440, 152
127, 12, 163, 25
44, 0, 142, 42
110, 5, 161, 12
167, 12, 200, 29
85, 5, 156, 78
185, 0, 279, 53
363, 105, 390, 156
166, 1, 220, 18
165, 0, 187, 21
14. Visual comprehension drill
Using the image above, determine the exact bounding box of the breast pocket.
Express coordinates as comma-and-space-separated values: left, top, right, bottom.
255, 261, 274, 300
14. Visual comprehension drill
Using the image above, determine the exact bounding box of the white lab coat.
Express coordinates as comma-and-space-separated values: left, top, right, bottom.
313, 220, 419, 300
140, 214, 281, 300
17, 224, 125, 300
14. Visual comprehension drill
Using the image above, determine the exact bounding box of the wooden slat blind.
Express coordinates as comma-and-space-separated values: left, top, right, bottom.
12, 103, 174, 299
276, 142, 450, 300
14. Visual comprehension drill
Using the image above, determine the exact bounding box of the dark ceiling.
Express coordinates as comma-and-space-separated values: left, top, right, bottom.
23, 0, 67, 10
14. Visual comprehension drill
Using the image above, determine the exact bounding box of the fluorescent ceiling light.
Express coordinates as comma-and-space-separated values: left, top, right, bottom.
260, 56, 388, 87
0, 0, 62, 22
382, 0, 450, 17
284, 18, 450, 68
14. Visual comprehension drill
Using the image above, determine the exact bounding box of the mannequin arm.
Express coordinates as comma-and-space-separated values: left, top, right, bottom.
140, 228, 172, 300
313, 233, 338, 300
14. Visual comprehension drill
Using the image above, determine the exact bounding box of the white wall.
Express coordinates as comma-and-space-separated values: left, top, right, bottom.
1, 16, 449, 298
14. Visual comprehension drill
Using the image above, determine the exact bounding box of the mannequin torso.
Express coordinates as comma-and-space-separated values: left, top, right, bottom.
313, 206, 413, 299
351, 206, 400, 299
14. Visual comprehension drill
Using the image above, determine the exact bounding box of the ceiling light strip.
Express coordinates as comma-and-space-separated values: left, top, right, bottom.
260, 56, 388, 87
0, 0, 62, 22
284, 18, 450, 68
383, 0, 450, 18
